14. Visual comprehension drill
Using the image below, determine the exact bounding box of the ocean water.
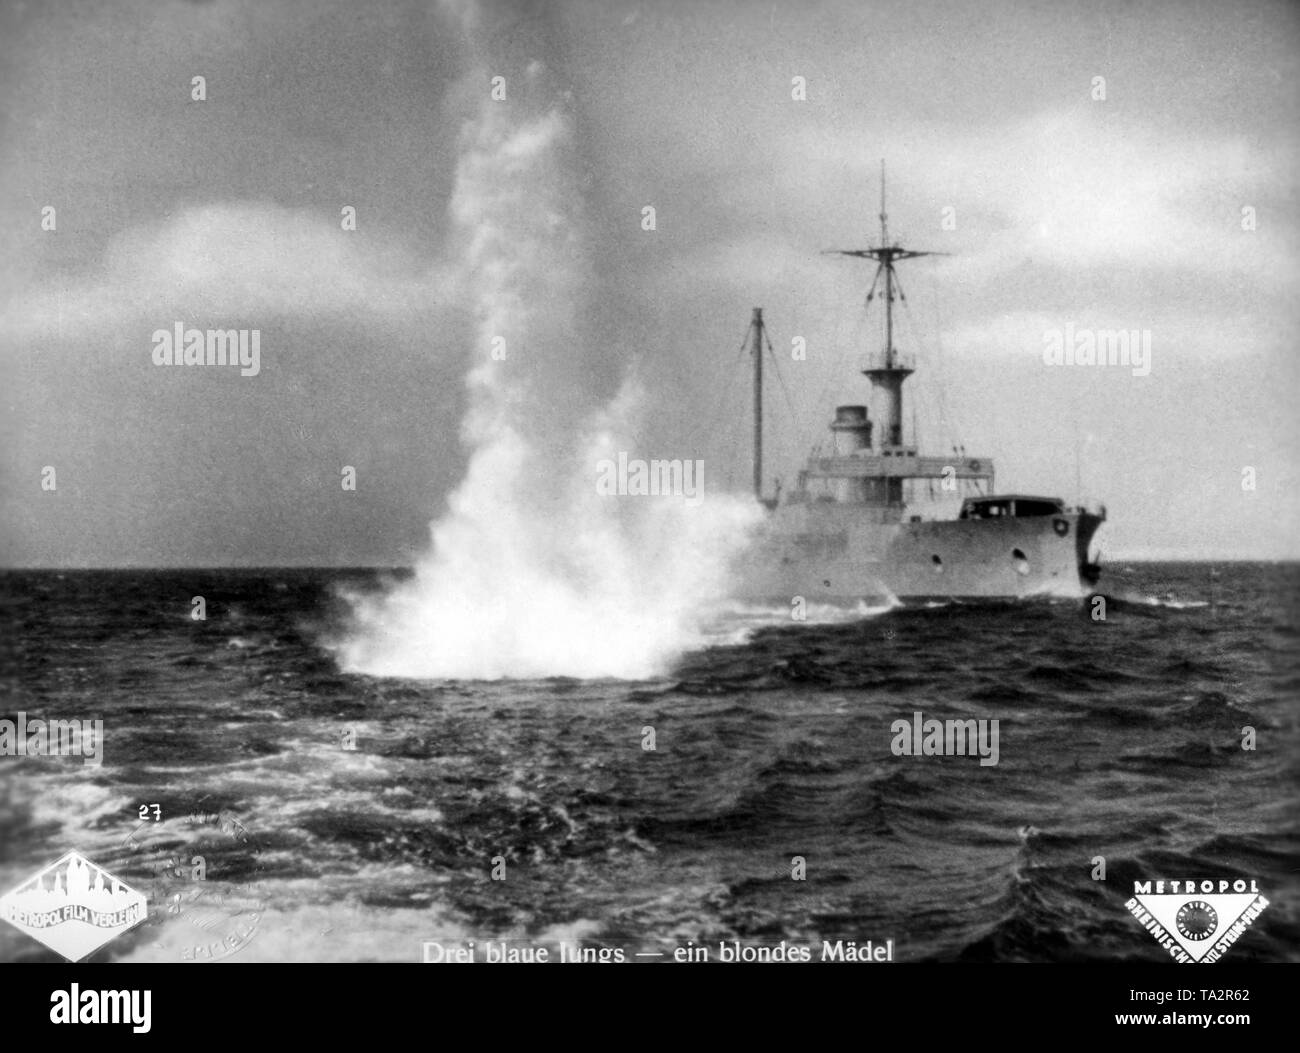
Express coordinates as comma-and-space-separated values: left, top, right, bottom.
1, 562, 1296, 963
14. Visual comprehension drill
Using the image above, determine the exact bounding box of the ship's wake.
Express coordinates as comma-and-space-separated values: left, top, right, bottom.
1095, 588, 1211, 611
331, 42, 760, 681
695, 598, 902, 647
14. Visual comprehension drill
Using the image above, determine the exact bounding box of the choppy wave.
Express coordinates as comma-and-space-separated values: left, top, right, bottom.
1, 562, 1296, 963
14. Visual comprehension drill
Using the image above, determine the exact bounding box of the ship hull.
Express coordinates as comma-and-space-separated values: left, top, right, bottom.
737, 506, 1104, 603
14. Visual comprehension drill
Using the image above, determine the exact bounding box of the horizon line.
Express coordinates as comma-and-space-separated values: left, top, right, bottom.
1, 557, 1297, 572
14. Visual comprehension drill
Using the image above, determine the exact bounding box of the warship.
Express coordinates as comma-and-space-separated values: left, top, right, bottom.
738, 172, 1106, 603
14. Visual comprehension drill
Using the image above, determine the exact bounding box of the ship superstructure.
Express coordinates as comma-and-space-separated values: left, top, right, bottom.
740, 170, 1106, 602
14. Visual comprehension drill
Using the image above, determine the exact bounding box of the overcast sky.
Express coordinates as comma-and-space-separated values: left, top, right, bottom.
2, 0, 1297, 566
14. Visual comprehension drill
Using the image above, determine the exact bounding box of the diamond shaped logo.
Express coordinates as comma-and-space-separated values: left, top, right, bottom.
1, 851, 147, 962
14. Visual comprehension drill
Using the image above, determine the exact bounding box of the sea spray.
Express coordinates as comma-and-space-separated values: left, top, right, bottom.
334, 39, 761, 680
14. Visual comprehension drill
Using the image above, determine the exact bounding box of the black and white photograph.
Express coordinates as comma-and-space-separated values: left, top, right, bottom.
1, 0, 1296, 1019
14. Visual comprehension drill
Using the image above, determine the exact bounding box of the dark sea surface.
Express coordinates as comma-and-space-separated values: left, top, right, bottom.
1, 562, 1297, 963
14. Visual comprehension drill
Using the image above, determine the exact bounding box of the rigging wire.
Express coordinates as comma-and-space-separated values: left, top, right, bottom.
762, 326, 801, 427
898, 273, 965, 455
803, 260, 884, 456
717, 324, 761, 490
676, 319, 759, 452
620, 322, 755, 493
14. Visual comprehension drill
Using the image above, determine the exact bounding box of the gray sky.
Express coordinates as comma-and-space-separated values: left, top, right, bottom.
2, 0, 1297, 565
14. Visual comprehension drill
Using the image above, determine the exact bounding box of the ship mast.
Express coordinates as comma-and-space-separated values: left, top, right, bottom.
824, 161, 945, 449
881, 164, 894, 368
750, 306, 764, 500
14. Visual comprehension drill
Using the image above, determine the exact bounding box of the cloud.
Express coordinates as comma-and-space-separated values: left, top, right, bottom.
632, 102, 1292, 307
774, 107, 1295, 287
1, 201, 452, 350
